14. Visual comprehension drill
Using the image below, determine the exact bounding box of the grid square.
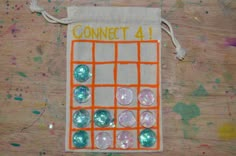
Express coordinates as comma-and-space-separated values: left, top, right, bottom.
117, 110, 137, 128
73, 64, 92, 85
116, 130, 138, 149
140, 109, 158, 128
95, 64, 114, 84
74, 42, 92, 62
139, 87, 158, 107
93, 109, 114, 128
118, 43, 137, 61
140, 43, 158, 62
140, 64, 157, 84
94, 87, 114, 106
95, 43, 114, 62
71, 130, 91, 148
117, 64, 137, 84
116, 87, 137, 107
139, 128, 158, 149
94, 130, 114, 149
72, 109, 92, 128
73, 86, 92, 107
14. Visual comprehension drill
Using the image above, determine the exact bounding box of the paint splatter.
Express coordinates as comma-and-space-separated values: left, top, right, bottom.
215, 78, 221, 84
48, 0, 51, 2
17, 72, 27, 78
14, 96, 23, 101
6, 94, 12, 99
33, 56, 42, 63
192, 84, 208, 96
173, 102, 200, 139
107, 153, 121, 156
173, 102, 200, 125
32, 110, 41, 115
218, 123, 236, 140
223, 72, 233, 81
207, 122, 214, 126
163, 89, 170, 99
10, 143, 21, 147
225, 38, 236, 47
176, 0, 184, 8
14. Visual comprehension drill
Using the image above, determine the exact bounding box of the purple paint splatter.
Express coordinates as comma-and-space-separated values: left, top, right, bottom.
225, 38, 236, 47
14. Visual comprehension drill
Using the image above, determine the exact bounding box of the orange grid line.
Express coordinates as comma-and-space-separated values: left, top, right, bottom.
71, 106, 159, 110
72, 61, 159, 65
72, 84, 159, 88
69, 40, 161, 151
72, 126, 158, 131
90, 42, 96, 149
137, 42, 141, 149
113, 43, 118, 147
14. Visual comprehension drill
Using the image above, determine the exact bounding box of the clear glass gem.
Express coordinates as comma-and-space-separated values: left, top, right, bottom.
74, 86, 90, 103
74, 64, 91, 82
73, 130, 89, 148
116, 88, 133, 105
95, 132, 112, 149
117, 131, 135, 149
139, 128, 156, 147
73, 109, 90, 128
138, 89, 155, 106
140, 111, 156, 128
118, 110, 136, 127
94, 110, 112, 127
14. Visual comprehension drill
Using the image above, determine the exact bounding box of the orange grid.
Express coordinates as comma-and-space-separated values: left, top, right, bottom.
68, 40, 160, 151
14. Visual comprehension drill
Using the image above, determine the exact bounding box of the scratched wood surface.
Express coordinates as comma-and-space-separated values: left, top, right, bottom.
0, 0, 236, 156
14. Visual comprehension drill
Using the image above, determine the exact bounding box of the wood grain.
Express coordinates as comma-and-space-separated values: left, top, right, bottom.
0, 0, 236, 155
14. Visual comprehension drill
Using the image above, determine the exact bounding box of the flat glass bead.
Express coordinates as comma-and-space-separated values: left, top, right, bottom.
73, 109, 90, 128
140, 111, 156, 128
94, 110, 112, 127
116, 88, 133, 105
74, 86, 90, 103
74, 64, 91, 82
139, 128, 156, 147
118, 110, 136, 127
117, 131, 135, 149
138, 89, 155, 106
95, 132, 112, 149
73, 130, 89, 148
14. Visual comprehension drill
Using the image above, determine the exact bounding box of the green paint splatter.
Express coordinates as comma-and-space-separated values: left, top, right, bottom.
14, 96, 23, 101
173, 102, 200, 125
10, 143, 20, 147
17, 72, 27, 78
37, 12, 42, 16
223, 72, 233, 81
33, 56, 42, 63
6, 94, 12, 99
32, 110, 41, 115
107, 154, 121, 156
173, 102, 200, 139
215, 78, 221, 84
207, 122, 214, 126
176, 0, 184, 8
48, 0, 51, 2
192, 84, 208, 96
0, 20, 4, 24
163, 89, 170, 99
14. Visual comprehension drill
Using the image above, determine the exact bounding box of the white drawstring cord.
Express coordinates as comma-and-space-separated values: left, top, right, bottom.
161, 18, 186, 60
29, 0, 74, 24
29, 0, 186, 60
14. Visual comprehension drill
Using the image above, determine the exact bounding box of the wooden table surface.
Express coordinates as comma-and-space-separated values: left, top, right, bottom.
0, 0, 236, 156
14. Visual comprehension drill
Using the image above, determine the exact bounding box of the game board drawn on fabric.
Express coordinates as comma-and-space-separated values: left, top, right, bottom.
30, 0, 186, 152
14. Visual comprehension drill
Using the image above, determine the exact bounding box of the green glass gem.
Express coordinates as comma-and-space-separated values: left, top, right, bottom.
139, 128, 156, 147
73, 109, 90, 128
94, 110, 112, 127
73, 130, 89, 148
74, 64, 91, 82
74, 86, 90, 103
